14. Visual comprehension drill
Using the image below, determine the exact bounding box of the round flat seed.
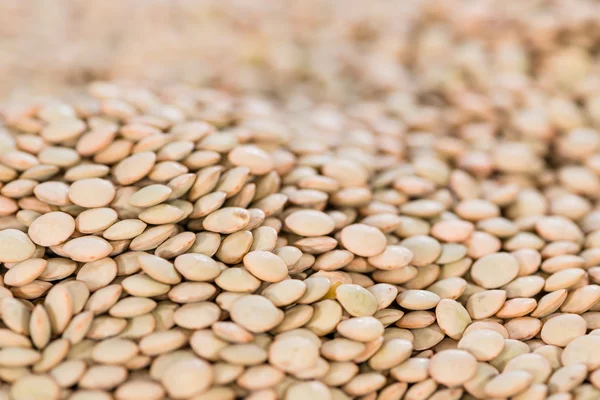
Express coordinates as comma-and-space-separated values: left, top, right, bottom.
160, 357, 214, 398
541, 314, 587, 347
397, 290, 441, 310
173, 302, 220, 330
68, 178, 115, 208
284, 243, 313, 267
86, 285, 123, 315
294, 236, 338, 254
62, 236, 112, 262
46, 141, 86, 165
396, 311, 435, 329
503, 275, 545, 298
42, 118, 85, 143
215, 166, 249, 197
0, 229, 36, 262
285, 210, 335, 237
471, 252, 519, 289
367, 284, 398, 310
495, 298, 537, 318
337, 317, 383, 342
340, 224, 387, 257
429, 349, 477, 387
512, 383, 548, 400
458, 329, 505, 361
0, 195, 18, 215
115, 380, 165, 400
545, 268, 585, 291
462, 362, 499, 399
561, 285, 600, 314
561, 335, 600, 370
79, 365, 127, 390
70, 390, 113, 400
431, 220, 474, 242
230, 295, 284, 333
86, 316, 127, 339
120, 274, 170, 297
219, 209, 255, 244
62, 311, 94, 344
368, 338, 412, 370
227, 145, 273, 175
412, 324, 445, 351
140, 330, 187, 356
505, 317, 542, 341
399, 235, 441, 267
401, 200, 445, 218
11, 280, 52, 300
367, 246, 413, 270
44, 285, 75, 336
243, 251, 288, 283
237, 364, 284, 391
262, 280, 306, 307
33, 183, 70, 207
103, 219, 147, 240
138, 203, 184, 225
0, 329, 31, 348
29, 304, 51, 349
168, 282, 217, 303
114, 152, 157, 185
219, 343, 268, 366
436, 299, 472, 340
129, 185, 172, 208
118, 313, 155, 339
61, 281, 89, 313
188, 231, 221, 256
215, 268, 261, 293
504, 353, 552, 383
50, 359, 86, 388
33, 338, 70, 372
532, 290, 568, 318
174, 253, 221, 282
549, 364, 587, 394
92, 338, 138, 365
139, 254, 181, 285
76, 258, 117, 292
11, 374, 60, 400
64, 164, 110, 181
336, 284, 378, 317
4, 258, 47, 287
269, 336, 319, 373
436, 244, 467, 264
75, 208, 118, 233
536, 216, 583, 242
484, 370, 533, 398
0, 347, 41, 366
390, 357, 430, 383
372, 266, 418, 285
427, 277, 467, 300
203, 207, 250, 234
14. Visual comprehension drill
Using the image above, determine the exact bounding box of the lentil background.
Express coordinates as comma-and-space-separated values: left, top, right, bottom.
2, 0, 600, 399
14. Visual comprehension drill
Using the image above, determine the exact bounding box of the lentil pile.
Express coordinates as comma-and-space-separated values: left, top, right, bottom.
3, 7, 600, 399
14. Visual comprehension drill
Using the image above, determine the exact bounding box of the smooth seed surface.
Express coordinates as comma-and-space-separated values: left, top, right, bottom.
340, 224, 387, 257
428, 349, 477, 387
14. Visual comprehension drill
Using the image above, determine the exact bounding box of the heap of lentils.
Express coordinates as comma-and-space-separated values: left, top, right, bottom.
2, 77, 600, 400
